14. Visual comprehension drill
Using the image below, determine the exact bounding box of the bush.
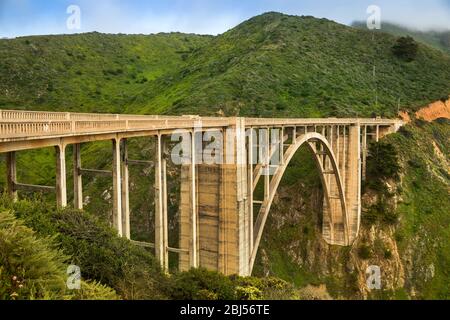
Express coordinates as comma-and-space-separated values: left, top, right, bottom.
366, 141, 400, 190
392, 36, 418, 62
235, 286, 262, 300
358, 245, 372, 260
167, 269, 298, 300
0, 196, 168, 300
364, 198, 398, 226
0, 196, 302, 301
168, 268, 236, 300
0, 210, 117, 300
384, 249, 393, 260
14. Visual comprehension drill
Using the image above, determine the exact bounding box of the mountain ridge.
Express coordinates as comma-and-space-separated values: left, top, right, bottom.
1, 12, 449, 118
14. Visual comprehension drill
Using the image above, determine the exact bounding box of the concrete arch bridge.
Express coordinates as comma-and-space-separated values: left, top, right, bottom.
0, 110, 402, 276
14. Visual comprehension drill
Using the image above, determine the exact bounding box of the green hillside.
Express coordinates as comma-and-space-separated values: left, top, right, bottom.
1, 12, 450, 117
0, 12, 449, 300
162, 13, 450, 117
352, 21, 450, 54
0, 32, 212, 113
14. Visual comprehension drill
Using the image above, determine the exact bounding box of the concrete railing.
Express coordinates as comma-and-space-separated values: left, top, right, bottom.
0, 109, 403, 140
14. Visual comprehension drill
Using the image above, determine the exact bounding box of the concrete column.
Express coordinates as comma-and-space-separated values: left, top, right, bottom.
55, 144, 67, 208
280, 127, 285, 165
328, 126, 334, 187
264, 128, 270, 200
336, 126, 340, 168
222, 119, 248, 275
190, 131, 198, 268
321, 126, 327, 166
248, 128, 254, 257
6, 152, 17, 202
345, 124, 361, 244
236, 118, 249, 276
362, 126, 368, 181
179, 164, 191, 271
162, 139, 169, 269
155, 134, 168, 271
112, 138, 123, 236
121, 139, 130, 239
342, 126, 347, 194
73, 144, 83, 210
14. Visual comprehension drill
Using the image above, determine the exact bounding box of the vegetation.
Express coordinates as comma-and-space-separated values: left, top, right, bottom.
392, 36, 419, 62
366, 141, 401, 190
0, 195, 302, 300
386, 120, 450, 299
1, 12, 450, 117
0, 12, 449, 300
0, 195, 167, 299
0, 210, 118, 300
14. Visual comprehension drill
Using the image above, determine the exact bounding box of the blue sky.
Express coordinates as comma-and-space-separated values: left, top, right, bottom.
0, 0, 449, 38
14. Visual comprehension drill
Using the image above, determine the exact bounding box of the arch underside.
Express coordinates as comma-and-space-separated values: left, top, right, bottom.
250, 132, 353, 272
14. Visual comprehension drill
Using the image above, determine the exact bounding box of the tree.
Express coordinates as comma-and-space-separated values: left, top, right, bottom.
392, 36, 419, 62
366, 141, 401, 188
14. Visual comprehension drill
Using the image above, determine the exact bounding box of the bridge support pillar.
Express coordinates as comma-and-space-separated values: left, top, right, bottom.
345, 124, 361, 243
179, 119, 249, 276
321, 125, 347, 245
56, 144, 67, 208
121, 139, 131, 240
179, 131, 199, 270
155, 135, 168, 271
73, 144, 83, 210
6, 151, 17, 202
362, 126, 368, 181
112, 138, 123, 236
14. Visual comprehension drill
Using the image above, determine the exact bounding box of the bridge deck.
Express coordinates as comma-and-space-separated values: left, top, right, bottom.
0, 109, 402, 143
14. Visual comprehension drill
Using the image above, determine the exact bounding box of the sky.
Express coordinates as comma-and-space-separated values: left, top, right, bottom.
0, 0, 449, 38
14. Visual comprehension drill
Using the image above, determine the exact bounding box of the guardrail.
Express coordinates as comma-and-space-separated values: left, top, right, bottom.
0, 109, 403, 140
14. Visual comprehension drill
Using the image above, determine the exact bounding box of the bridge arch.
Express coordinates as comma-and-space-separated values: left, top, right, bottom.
249, 132, 349, 273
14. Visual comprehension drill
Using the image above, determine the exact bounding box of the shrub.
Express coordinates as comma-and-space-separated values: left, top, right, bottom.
392, 36, 418, 62
0, 210, 117, 300
384, 249, 393, 260
235, 286, 262, 300
366, 141, 400, 189
358, 245, 372, 260
167, 268, 236, 300
363, 198, 398, 226
0, 196, 168, 300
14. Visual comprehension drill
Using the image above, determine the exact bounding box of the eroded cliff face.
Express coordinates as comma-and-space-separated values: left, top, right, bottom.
400, 96, 450, 123
255, 182, 405, 299
254, 120, 449, 300
415, 96, 450, 122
